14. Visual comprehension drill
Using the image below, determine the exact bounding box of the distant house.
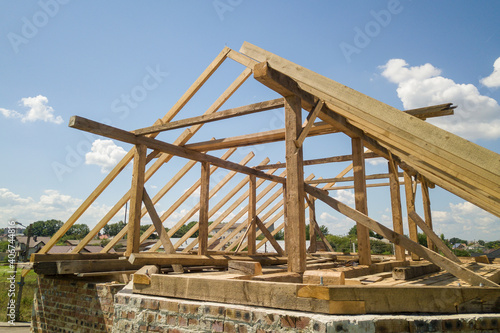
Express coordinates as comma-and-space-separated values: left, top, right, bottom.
210, 223, 245, 239
484, 248, 500, 259
452, 243, 467, 250
15, 236, 51, 256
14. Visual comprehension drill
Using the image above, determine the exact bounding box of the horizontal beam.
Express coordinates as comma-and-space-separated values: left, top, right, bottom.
255, 152, 379, 170
184, 121, 337, 152
307, 172, 403, 184
129, 253, 288, 266
133, 98, 284, 135
69, 116, 285, 184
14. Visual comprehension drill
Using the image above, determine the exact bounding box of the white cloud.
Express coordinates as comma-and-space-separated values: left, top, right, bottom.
0, 95, 63, 124
380, 59, 500, 140
0, 188, 114, 230
481, 57, 500, 88
85, 139, 127, 173
430, 201, 500, 240
333, 189, 355, 206
367, 157, 386, 166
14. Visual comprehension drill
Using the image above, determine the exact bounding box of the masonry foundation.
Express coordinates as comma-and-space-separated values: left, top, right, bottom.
31, 275, 500, 332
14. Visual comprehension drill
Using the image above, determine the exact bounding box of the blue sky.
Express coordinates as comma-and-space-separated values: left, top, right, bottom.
1, 0, 499, 242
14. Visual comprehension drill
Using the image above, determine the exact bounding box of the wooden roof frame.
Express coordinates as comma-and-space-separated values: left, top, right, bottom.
27, 43, 500, 290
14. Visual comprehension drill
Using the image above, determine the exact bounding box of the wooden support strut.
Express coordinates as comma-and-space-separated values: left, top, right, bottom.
404, 171, 420, 260
284, 95, 307, 273
142, 189, 183, 273
304, 184, 499, 287
199, 162, 210, 255
248, 175, 257, 255
352, 138, 371, 266
387, 154, 406, 261
125, 144, 147, 256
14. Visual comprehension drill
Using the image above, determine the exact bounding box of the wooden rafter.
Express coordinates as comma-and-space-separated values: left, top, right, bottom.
134, 98, 284, 135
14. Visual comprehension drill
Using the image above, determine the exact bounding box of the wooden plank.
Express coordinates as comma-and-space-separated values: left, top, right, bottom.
228, 261, 262, 275
134, 99, 284, 135
248, 175, 257, 255
247, 52, 500, 217
255, 216, 284, 256
125, 144, 147, 256
226, 48, 259, 68
308, 195, 317, 253
304, 184, 499, 287
420, 176, 436, 252
142, 189, 184, 273
475, 255, 491, 265
352, 137, 371, 266
303, 270, 345, 285
296, 284, 500, 314
409, 211, 461, 264
32, 259, 143, 275
403, 103, 455, 119
134, 274, 332, 313
185, 121, 337, 152
199, 162, 210, 255
129, 253, 288, 266
284, 95, 306, 273
255, 152, 379, 170
69, 116, 285, 185
241, 42, 500, 194
388, 155, 406, 261
133, 265, 160, 285
404, 172, 420, 261
392, 263, 441, 280
252, 272, 302, 283
31, 253, 123, 262
295, 100, 324, 148
306, 172, 402, 184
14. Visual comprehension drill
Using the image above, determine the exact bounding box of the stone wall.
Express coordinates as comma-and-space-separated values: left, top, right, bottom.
31, 275, 124, 333
113, 288, 500, 333
31, 275, 500, 332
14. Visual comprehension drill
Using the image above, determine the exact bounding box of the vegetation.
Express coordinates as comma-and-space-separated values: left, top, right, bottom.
0, 265, 37, 322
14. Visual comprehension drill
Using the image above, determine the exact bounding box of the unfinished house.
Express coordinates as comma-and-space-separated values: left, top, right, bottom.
29, 43, 500, 332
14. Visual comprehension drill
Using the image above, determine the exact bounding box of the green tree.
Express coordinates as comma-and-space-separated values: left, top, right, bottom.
326, 234, 352, 253
485, 241, 500, 249
0, 240, 9, 252
65, 224, 90, 239
274, 230, 284, 240
103, 221, 126, 237
348, 225, 383, 239
140, 224, 159, 239
449, 237, 467, 245
28, 219, 64, 237
478, 240, 485, 246
417, 233, 428, 247
305, 224, 329, 240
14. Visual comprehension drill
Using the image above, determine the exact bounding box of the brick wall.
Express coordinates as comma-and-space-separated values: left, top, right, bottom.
31, 275, 500, 332
113, 290, 500, 333
31, 275, 124, 333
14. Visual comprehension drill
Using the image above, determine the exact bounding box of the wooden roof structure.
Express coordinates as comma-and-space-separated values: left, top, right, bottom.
28, 42, 500, 314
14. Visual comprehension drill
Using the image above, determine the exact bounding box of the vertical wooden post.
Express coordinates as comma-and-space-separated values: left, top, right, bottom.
352, 138, 371, 266
404, 171, 420, 260
420, 176, 436, 252
125, 144, 147, 256
284, 95, 306, 273
248, 175, 257, 255
387, 158, 406, 261
308, 195, 317, 253
198, 161, 210, 255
